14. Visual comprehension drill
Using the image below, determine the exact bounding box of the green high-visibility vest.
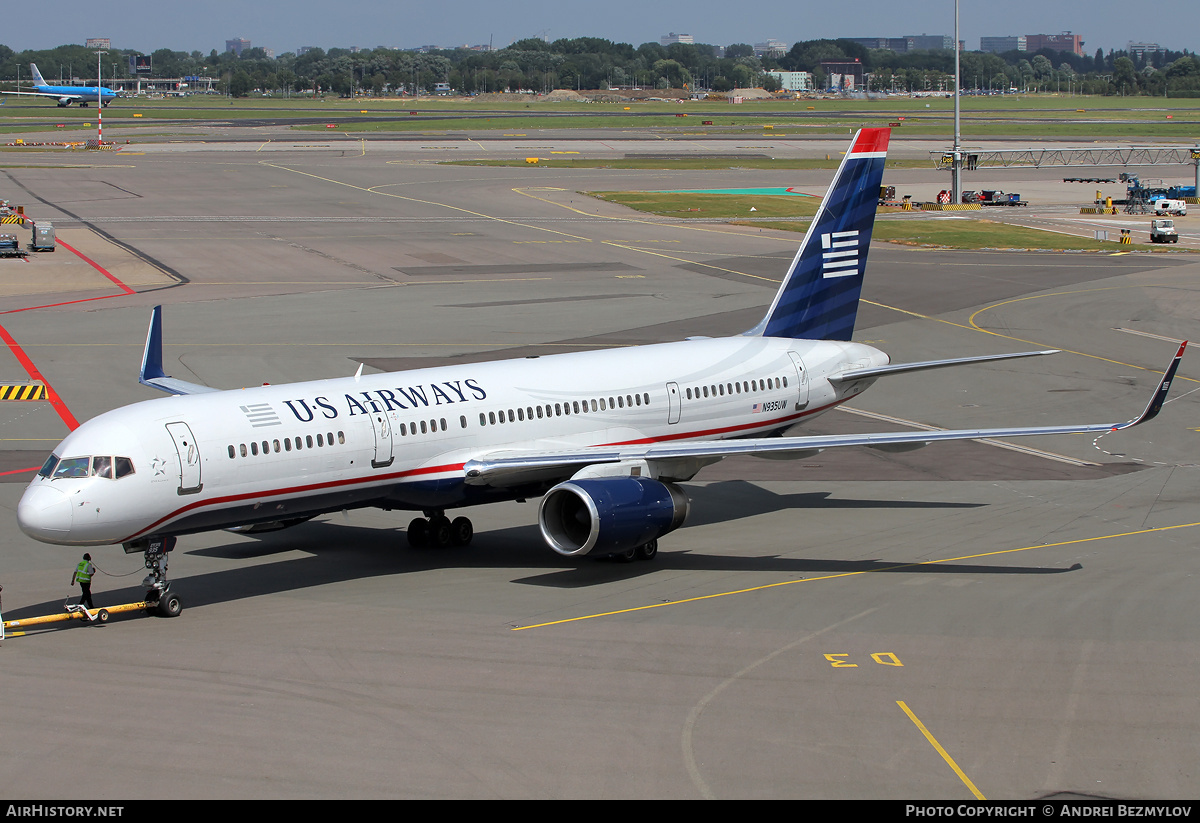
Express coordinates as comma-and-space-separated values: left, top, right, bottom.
74, 560, 93, 583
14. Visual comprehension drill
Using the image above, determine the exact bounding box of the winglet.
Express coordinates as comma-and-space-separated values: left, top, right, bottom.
1115, 341, 1187, 430
138, 306, 218, 396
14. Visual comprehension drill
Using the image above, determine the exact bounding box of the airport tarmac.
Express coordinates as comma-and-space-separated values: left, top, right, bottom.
0, 133, 1198, 799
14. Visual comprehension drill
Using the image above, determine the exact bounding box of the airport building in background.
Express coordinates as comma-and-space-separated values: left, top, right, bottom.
1127, 42, 1166, 60
980, 36, 1027, 53
225, 38, 251, 56
845, 35, 957, 53
766, 71, 812, 92
1023, 32, 1084, 56
660, 32, 694, 46
754, 40, 788, 57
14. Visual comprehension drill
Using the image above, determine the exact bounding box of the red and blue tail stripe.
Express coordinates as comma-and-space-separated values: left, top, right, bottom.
748, 128, 890, 341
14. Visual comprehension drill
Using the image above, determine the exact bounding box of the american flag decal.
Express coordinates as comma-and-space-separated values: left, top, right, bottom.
821, 230, 860, 278
241, 403, 281, 427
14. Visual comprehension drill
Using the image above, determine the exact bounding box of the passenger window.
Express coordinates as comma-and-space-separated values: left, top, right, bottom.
227, 445, 236, 459
240, 444, 248, 457
317, 434, 324, 447
461, 416, 468, 429
251, 442, 259, 456
273, 440, 281, 453
327, 432, 334, 444
306, 435, 313, 448
284, 438, 292, 452
440, 419, 447, 432
338, 432, 345, 444
518, 407, 525, 421
420, 421, 427, 434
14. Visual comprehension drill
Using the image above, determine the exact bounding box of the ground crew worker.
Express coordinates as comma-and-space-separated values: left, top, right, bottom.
72, 553, 95, 610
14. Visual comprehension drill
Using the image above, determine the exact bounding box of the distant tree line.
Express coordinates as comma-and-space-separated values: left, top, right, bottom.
0, 38, 1196, 97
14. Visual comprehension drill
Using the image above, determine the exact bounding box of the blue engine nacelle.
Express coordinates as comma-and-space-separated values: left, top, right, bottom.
538, 476, 690, 557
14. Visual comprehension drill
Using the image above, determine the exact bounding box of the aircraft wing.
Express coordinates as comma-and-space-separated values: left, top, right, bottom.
463, 342, 1185, 488
0, 90, 86, 103
139, 305, 219, 395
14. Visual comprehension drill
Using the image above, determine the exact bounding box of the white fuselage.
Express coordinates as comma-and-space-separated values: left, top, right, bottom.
17, 335, 887, 547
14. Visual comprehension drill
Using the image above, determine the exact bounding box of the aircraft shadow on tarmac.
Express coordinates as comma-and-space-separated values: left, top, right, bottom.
7, 482, 1079, 617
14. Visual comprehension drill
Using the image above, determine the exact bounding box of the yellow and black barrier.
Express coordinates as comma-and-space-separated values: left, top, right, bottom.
0, 384, 46, 401
920, 202, 982, 211
1080, 206, 1120, 215
0, 216, 23, 225
1120, 230, 1132, 245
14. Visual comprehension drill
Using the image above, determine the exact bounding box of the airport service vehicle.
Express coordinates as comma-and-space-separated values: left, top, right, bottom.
16, 128, 1186, 613
1151, 219, 1179, 243
1152, 199, 1187, 217
0, 234, 21, 257
30, 222, 54, 252
0, 64, 117, 108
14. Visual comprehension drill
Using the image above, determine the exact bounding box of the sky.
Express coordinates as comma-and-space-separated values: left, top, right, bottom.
4, 1, 1197, 57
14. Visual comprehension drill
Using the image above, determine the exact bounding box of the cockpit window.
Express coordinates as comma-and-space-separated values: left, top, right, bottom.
46, 455, 135, 480
52, 457, 90, 479
92, 456, 113, 479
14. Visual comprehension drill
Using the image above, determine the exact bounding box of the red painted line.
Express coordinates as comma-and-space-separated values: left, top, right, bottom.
54, 239, 135, 295
0, 228, 141, 430
0, 465, 40, 477
0, 321, 79, 431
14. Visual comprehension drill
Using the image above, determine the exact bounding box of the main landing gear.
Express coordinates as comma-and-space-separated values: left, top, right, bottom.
407, 511, 474, 548
606, 540, 658, 563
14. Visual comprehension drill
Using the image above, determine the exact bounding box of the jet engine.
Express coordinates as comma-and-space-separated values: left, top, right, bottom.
538, 476, 690, 557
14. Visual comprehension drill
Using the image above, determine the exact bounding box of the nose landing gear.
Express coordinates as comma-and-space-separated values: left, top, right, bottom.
123, 535, 182, 617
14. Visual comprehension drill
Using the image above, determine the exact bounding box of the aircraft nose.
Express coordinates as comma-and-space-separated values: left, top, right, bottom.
17, 484, 72, 542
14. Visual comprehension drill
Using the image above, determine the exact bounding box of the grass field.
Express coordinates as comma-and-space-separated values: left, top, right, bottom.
2, 93, 1199, 140
590, 190, 1185, 251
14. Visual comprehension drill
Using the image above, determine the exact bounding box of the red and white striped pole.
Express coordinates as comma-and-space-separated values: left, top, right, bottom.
94, 48, 106, 146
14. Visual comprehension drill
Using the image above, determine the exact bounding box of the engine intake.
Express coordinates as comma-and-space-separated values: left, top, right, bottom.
538, 476, 690, 557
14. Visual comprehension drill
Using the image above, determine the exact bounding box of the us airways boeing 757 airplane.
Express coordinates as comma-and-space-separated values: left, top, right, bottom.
15, 128, 1185, 615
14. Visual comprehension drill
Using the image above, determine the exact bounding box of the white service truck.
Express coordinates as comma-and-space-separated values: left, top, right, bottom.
1152, 199, 1187, 216
1150, 219, 1179, 243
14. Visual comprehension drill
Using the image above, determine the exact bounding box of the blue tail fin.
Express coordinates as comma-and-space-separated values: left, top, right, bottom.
746, 127, 890, 341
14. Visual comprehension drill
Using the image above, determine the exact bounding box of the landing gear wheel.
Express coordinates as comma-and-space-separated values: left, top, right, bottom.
407, 517, 429, 548
156, 592, 182, 618
428, 516, 452, 548
450, 517, 474, 547
637, 540, 658, 561
616, 546, 638, 563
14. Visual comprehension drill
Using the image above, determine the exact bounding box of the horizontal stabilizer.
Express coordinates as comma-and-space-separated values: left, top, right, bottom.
828, 349, 1060, 384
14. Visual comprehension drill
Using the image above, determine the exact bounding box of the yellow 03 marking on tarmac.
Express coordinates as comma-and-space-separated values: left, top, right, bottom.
510, 520, 1200, 631
897, 700, 986, 800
